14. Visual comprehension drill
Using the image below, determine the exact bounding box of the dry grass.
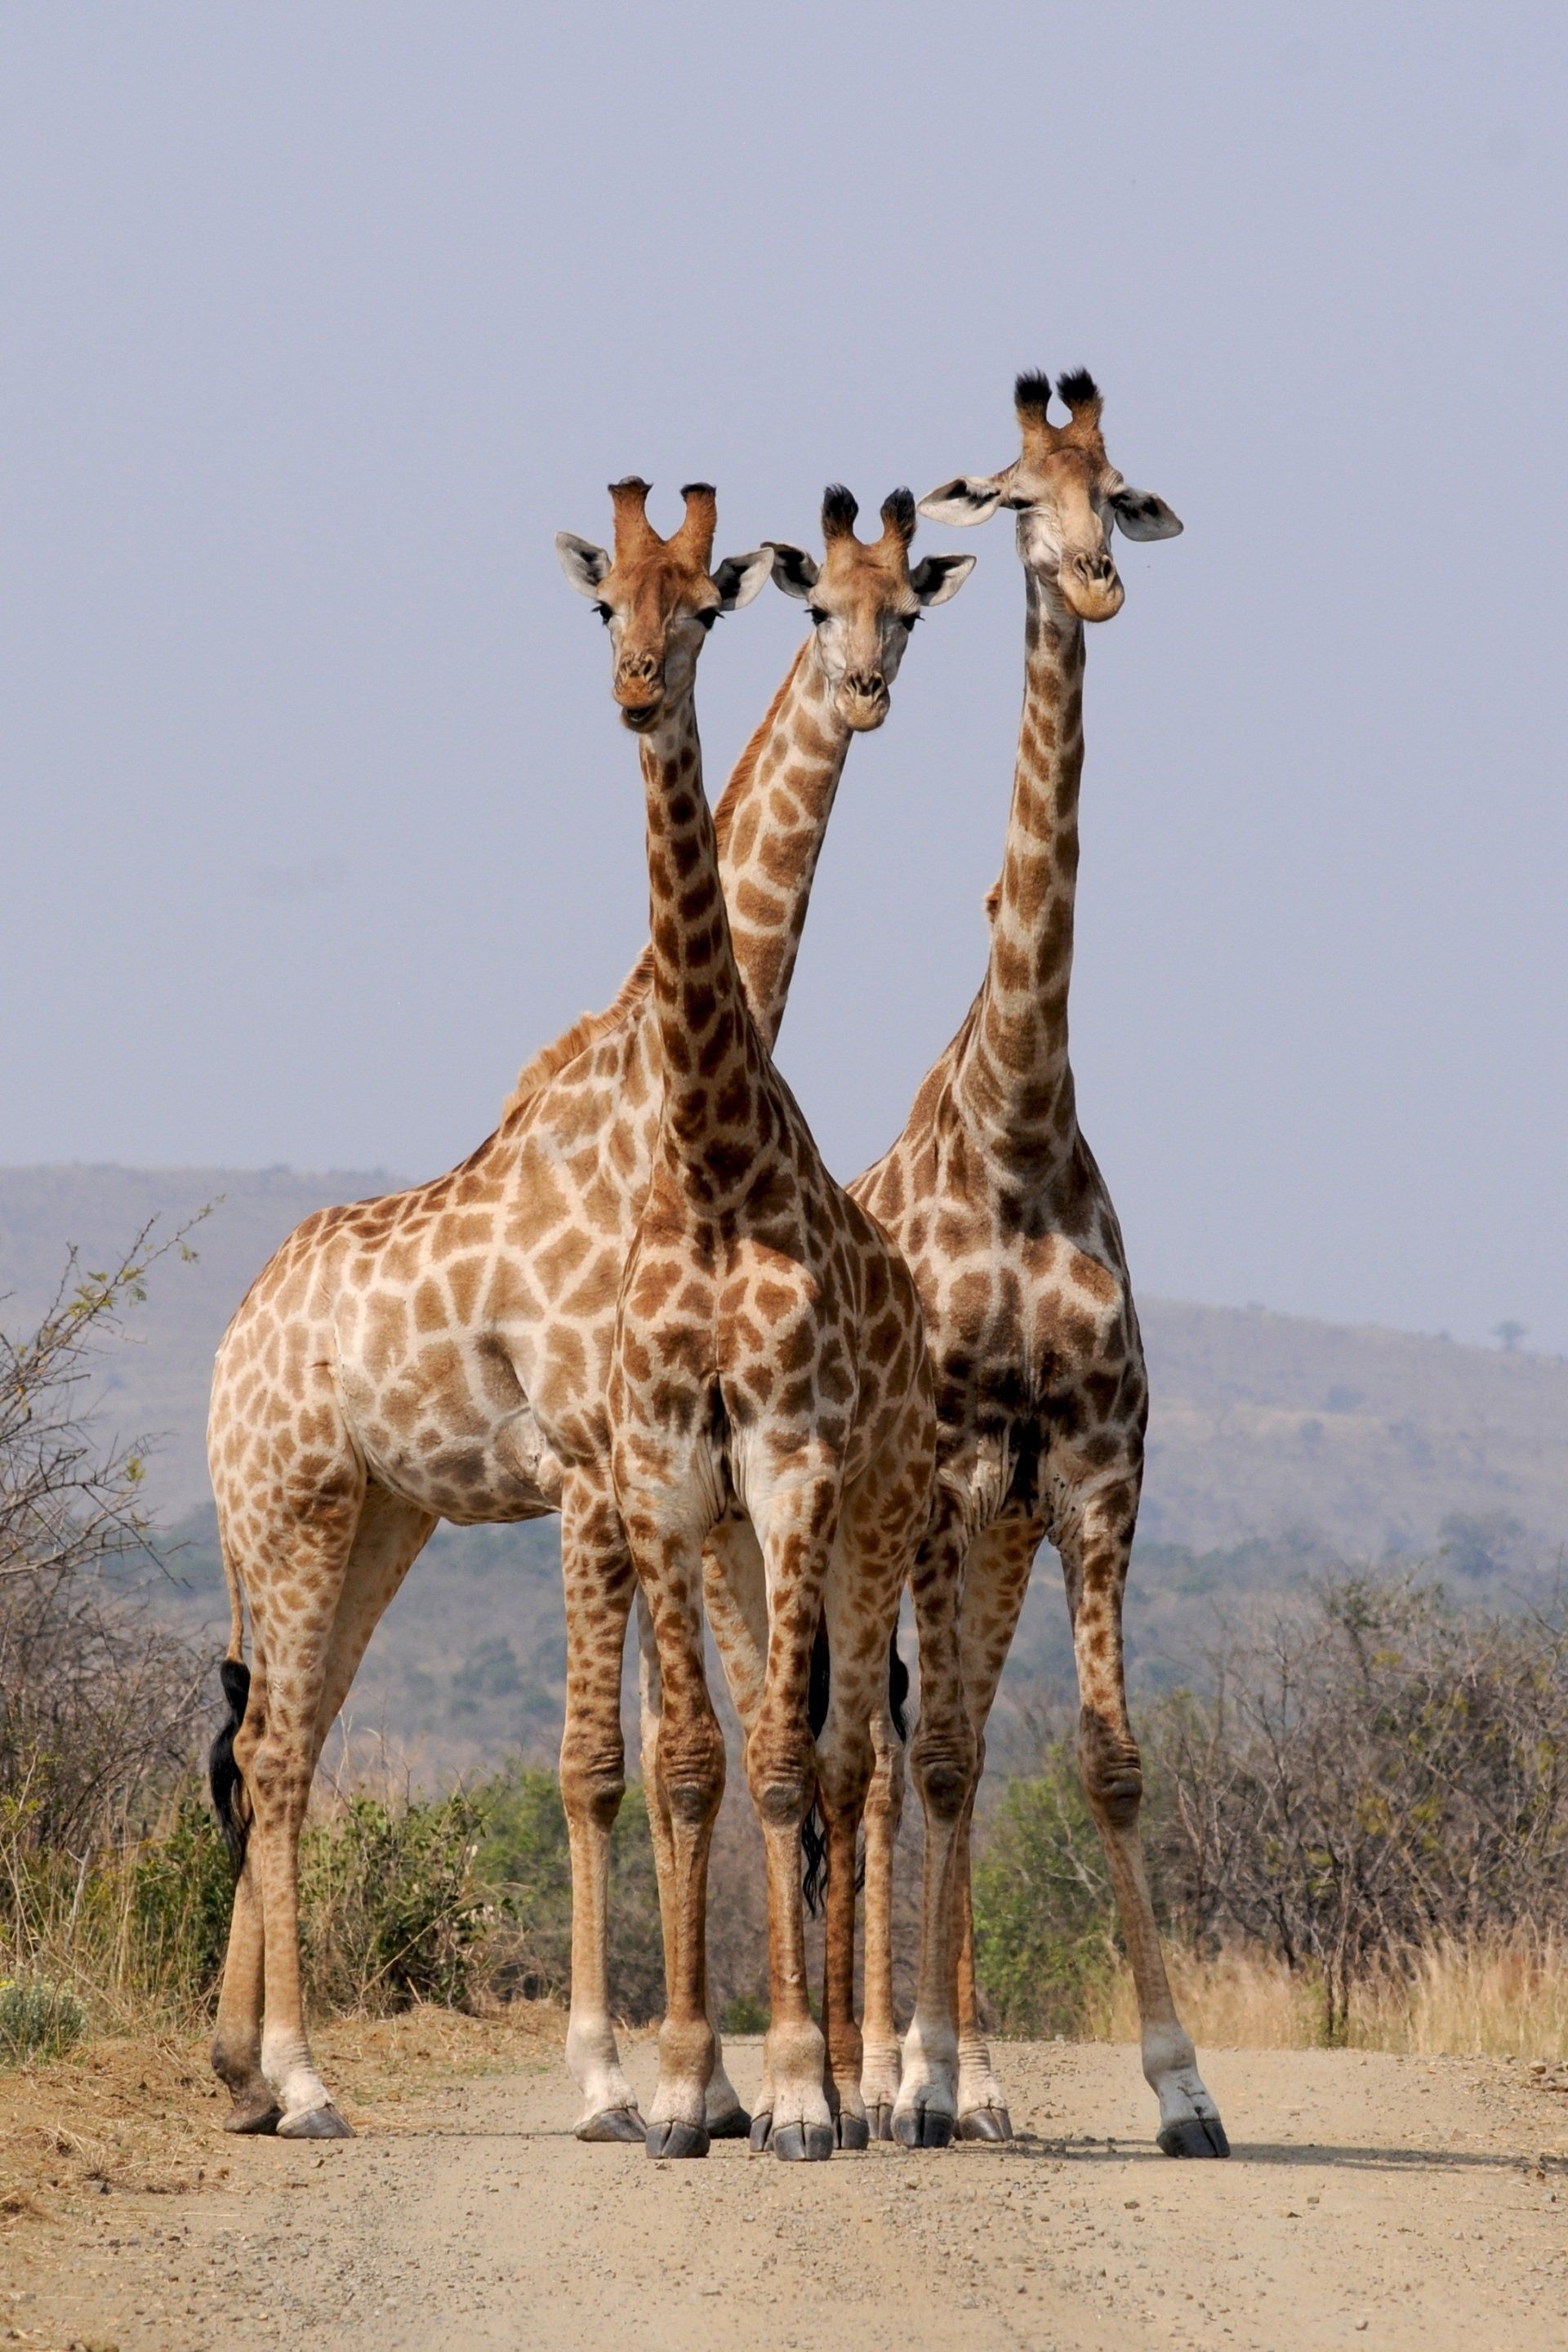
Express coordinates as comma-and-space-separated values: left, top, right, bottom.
1089, 1934, 1568, 2060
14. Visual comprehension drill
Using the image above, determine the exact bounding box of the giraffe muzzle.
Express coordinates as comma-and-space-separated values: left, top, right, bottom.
614, 660, 666, 730
838, 671, 890, 731
1062, 550, 1125, 623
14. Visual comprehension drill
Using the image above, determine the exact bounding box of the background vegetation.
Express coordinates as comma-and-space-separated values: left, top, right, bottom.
3, 1229, 1566, 2072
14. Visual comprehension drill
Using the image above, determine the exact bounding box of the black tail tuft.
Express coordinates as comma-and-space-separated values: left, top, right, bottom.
801, 1620, 831, 1918
209, 1656, 252, 1873
888, 1631, 909, 1744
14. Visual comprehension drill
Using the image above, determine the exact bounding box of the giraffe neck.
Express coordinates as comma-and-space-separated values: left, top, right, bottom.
956, 566, 1086, 1159
640, 693, 761, 1198
710, 641, 849, 1052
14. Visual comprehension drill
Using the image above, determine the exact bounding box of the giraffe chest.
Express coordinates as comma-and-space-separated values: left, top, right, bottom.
910, 1208, 1145, 1531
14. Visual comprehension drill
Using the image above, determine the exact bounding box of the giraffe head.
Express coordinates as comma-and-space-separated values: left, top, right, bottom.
764, 486, 975, 731
556, 479, 772, 733
919, 371, 1182, 622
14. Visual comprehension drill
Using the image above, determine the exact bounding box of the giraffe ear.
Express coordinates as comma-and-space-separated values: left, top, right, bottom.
711, 548, 773, 612
1108, 487, 1183, 541
555, 533, 612, 595
917, 475, 1005, 528
764, 541, 821, 599
910, 552, 977, 608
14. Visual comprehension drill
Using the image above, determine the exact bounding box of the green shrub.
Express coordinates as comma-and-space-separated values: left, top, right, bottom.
128, 1791, 234, 2003
477, 1765, 665, 2022
0, 1976, 87, 2064
299, 1789, 491, 2015
971, 1740, 1120, 2036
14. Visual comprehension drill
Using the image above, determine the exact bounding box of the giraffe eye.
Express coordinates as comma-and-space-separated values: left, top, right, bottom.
807, 605, 829, 627
898, 611, 920, 630
592, 601, 612, 625
694, 609, 717, 632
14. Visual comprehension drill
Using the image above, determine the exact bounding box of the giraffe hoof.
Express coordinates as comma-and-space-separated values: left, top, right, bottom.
221, 2096, 283, 2136
749, 2111, 774, 2154
893, 2103, 955, 2149
866, 2101, 896, 2143
957, 2106, 1013, 2143
577, 2108, 646, 2145
835, 2113, 870, 2151
276, 2103, 354, 2140
773, 2122, 835, 2163
646, 2120, 710, 2160
1158, 2114, 1231, 2159
706, 2104, 753, 2140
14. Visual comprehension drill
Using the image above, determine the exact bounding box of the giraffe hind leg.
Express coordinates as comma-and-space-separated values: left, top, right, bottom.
210, 1481, 436, 2136
1058, 1477, 1229, 2158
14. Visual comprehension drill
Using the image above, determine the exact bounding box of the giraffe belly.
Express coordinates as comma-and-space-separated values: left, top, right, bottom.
338, 1355, 564, 1526
359, 1417, 563, 1523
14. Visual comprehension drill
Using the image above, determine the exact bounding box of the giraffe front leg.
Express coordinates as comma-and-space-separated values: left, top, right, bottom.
1059, 1477, 1229, 2159
892, 1508, 975, 2149
639, 1585, 750, 2140
559, 1478, 644, 2144
953, 1790, 1013, 2141
745, 1484, 840, 2162
621, 1500, 725, 2161
859, 1669, 905, 2141
947, 1512, 1041, 2143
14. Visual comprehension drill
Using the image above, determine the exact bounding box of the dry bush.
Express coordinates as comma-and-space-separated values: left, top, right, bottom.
2, 1227, 216, 2030
1146, 1576, 1568, 2038
973, 1575, 1568, 2052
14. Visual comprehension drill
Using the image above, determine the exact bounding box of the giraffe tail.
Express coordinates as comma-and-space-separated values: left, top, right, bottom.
800, 1626, 908, 1917
208, 1527, 253, 1871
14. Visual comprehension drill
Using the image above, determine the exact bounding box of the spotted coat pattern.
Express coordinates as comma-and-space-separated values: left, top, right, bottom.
849, 373, 1230, 2158
203, 481, 962, 2145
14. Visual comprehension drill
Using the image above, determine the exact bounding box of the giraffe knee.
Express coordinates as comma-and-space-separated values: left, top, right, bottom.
910, 1718, 977, 1824
244, 1735, 310, 1822
746, 1732, 814, 1830
816, 1727, 874, 1824
559, 1738, 626, 1831
1080, 1715, 1142, 1827
658, 1713, 725, 1827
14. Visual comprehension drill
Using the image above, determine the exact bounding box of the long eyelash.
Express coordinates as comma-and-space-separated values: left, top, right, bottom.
592, 601, 612, 625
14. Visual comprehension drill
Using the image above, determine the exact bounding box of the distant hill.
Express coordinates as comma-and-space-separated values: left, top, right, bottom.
2, 1162, 1561, 1552
4, 1164, 1563, 1771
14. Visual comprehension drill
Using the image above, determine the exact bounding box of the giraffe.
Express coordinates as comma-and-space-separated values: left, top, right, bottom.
576, 475, 938, 2163
850, 369, 1231, 2158
203, 479, 972, 2142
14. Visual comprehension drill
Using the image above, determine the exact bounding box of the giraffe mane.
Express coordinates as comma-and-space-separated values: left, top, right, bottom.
709, 640, 811, 853
500, 948, 655, 1122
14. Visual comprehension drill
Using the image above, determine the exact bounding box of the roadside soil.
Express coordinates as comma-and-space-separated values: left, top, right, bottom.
4, 2014, 1568, 2351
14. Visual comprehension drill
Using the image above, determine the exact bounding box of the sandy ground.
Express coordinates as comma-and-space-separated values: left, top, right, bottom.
4, 2023, 1568, 2352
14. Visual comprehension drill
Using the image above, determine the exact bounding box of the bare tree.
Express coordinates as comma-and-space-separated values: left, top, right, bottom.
1144, 1578, 1568, 2036
1, 1222, 211, 1858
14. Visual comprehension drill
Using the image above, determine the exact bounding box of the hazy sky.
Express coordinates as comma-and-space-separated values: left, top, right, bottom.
2, 4, 1565, 1354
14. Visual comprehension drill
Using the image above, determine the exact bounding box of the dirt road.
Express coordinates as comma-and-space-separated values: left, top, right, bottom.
6, 2029, 1568, 2351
